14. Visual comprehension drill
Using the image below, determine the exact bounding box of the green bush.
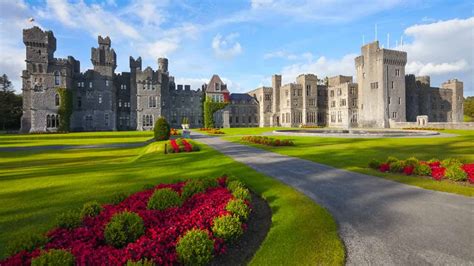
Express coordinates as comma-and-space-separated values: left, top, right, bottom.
181, 179, 206, 200
389, 160, 405, 173
445, 166, 467, 181
104, 211, 145, 248
441, 158, 462, 168
212, 215, 243, 241
125, 258, 155, 266
427, 158, 440, 164
201, 177, 218, 189
232, 186, 251, 201
110, 192, 128, 205
5, 233, 48, 256
225, 199, 250, 220
80, 201, 103, 218
176, 229, 214, 266
154, 117, 171, 141
56, 210, 81, 229
227, 180, 245, 192
368, 159, 382, 169
413, 163, 432, 176
385, 156, 399, 164
147, 188, 183, 210
31, 249, 75, 266
405, 157, 419, 167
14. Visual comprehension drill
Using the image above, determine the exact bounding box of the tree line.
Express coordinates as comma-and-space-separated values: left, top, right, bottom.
0, 74, 22, 131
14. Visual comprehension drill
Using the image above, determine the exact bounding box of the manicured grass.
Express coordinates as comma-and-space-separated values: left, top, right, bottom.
0, 131, 154, 147
0, 136, 345, 264
226, 129, 474, 196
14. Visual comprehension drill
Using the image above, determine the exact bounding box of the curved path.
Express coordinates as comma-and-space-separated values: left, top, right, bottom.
193, 133, 474, 265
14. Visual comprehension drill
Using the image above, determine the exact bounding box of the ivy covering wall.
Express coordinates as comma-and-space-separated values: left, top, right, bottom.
57, 88, 72, 132
203, 98, 228, 128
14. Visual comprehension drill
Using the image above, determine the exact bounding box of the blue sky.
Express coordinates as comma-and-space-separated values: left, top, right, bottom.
0, 0, 473, 96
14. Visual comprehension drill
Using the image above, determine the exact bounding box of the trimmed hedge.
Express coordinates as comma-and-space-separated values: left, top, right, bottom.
5, 233, 48, 257
147, 188, 183, 210
225, 199, 250, 220
211, 215, 243, 241
80, 201, 103, 218
56, 210, 81, 230
104, 211, 145, 248
154, 117, 171, 141
31, 249, 74, 266
176, 229, 214, 266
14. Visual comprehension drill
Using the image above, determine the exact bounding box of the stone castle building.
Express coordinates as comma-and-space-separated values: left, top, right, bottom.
20, 27, 463, 132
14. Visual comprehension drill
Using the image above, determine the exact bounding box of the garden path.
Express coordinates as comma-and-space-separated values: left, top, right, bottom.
193, 133, 474, 265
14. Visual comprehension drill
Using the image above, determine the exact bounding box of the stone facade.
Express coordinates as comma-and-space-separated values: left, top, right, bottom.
20, 27, 464, 132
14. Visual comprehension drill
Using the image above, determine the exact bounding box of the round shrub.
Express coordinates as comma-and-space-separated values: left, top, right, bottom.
227, 180, 245, 192
212, 215, 243, 241
80, 201, 103, 218
31, 249, 74, 266
225, 199, 250, 220
181, 179, 206, 200
413, 163, 432, 176
110, 192, 128, 205
154, 117, 171, 141
56, 210, 81, 230
405, 157, 419, 167
232, 186, 251, 201
176, 229, 214, 266
104, 211, 145, 248
6, 233, 48, 256
368, 159, 382, 169
147, 188, 182, 210
386, 156, 399, 164
126, 258, 154, 266
441, 158, 462, 168
389, 161, 405, 173
445, 166, 467, 181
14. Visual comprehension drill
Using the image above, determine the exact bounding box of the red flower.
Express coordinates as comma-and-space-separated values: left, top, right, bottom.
379, 163, 390, 172
181, 139, 192, 152
170, 139, 180, 153
403, 166, 414, 175
428, 161, 441, 168
431, 167, 446, 181
1, 179, 248, 266
461, 163, 474, 184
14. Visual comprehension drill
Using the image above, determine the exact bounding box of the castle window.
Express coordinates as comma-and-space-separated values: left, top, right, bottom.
337, 89, 342, 96
47, 115, 51, 128
55, 94, 60, 106
363, 73, 366, 79
391, 81, 394, 89
392, 112, 397, 118
337, 111, 342, 122
350, 88, 355, 95
54, 71, 60, 86
98, 93, 102, 104
331, 101, 336, 107
105, 80, 109, 87
143, 115, 154, 127
330, 90, 334, 97
399, 97, 401, 105
89, 82, 93, 88
395, 69, 400, 76
38, 64, 43, 73
370, 82, 378, 89
306, 85, 311, 96
352, 99, 357, 107
105, 114, 109, 126
340, 99, 346, 106
119, 99, 122, 107
78, 97, 82, 108
265, 94, 271, 101
32, 64, 37, 72
388, 97, 391, 104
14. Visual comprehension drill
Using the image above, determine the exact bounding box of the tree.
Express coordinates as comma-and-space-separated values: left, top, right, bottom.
154, 117, 170, 141
464, 96, 474, 120
0, 74, 22, 130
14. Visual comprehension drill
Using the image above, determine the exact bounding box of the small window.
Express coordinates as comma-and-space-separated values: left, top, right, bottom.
395, 69, 400, 76
78, 97, 82, 108
105, 80, 109, 86
89, 82, 93, 88
38, 64, 43, 73
399, 97, 401, 105
55, 94, 60, 106
391, 81, 394, 89
105, 114, 109, 126
54, 71, 61, 86
98, 93, 102, 104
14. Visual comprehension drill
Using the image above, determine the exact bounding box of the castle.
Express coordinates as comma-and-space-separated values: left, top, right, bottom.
20, 27, 464, 133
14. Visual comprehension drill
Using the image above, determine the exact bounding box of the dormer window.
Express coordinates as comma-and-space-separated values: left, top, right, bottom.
215, 82, 220, 91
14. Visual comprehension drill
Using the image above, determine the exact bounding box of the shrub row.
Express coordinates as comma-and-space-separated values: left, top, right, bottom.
369, 157, 474, 183
402, 127, 445, 131
199, 128, 225, 134
167, 138, 200, 153
241, 136, 294, 147
3, 177, 253, 265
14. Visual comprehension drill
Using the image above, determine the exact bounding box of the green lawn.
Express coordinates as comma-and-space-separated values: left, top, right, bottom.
0, 131, 154, 147
226, 129, 474, 196
193, 127, 289, 136
0, 135, 344, 265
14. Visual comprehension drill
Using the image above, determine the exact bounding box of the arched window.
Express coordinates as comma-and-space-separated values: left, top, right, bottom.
47, 115, 51, 128
56, 115, 60, 128
54, 71, 60, 85
55, 94, 60, 106
51, 114, 55, 128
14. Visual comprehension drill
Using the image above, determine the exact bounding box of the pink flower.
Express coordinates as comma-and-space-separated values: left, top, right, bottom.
379, 163, 390, 172
403, 166, 414, 175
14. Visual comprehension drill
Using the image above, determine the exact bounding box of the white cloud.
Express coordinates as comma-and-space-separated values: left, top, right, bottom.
398, 17, 473, 93
279, 54, 357, 84
264, 50, 313, 61
212, 33, 243, 59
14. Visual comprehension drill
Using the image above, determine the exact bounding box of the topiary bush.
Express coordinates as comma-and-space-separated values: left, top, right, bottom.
445, 166, 467, 181
110, 192, 128, 205
147, 188, 183, 210
125, 258, 155, 266
5, 233, 49, 256
368, 159, 382, 169
176, 229, 214, 266
31, 249, 75, 266
211, 215, 243, 242
154, 117, 171, 141
227, 180, 245, 192
405, 157, 419, 167
225, 199, 250, 220
389, 160, 405, 173
181, 179, 206, 200
104, 211, 145, 248
413, 163, 432, 176
80, 201, 103, 218
56, 210, 81, 230
232, 186, 251, 201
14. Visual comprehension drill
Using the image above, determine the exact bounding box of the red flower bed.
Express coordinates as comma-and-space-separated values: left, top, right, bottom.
431, 167, 446, 181
170, 139, 180, 153
1, 178, 247, 265
241, 136, 294, 147
403, 166, 414, 175
462, 164, 474, 184
379, 163, 390, 172
167, 138, 199, 153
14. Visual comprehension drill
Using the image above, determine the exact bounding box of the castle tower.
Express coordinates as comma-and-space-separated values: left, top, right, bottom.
91, 36, 116, 77
355, 41, 407, 128
270, 74, 281, 126
441, 79, 464, 122
128, 56, 142, 129
158, 58, 168, 73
